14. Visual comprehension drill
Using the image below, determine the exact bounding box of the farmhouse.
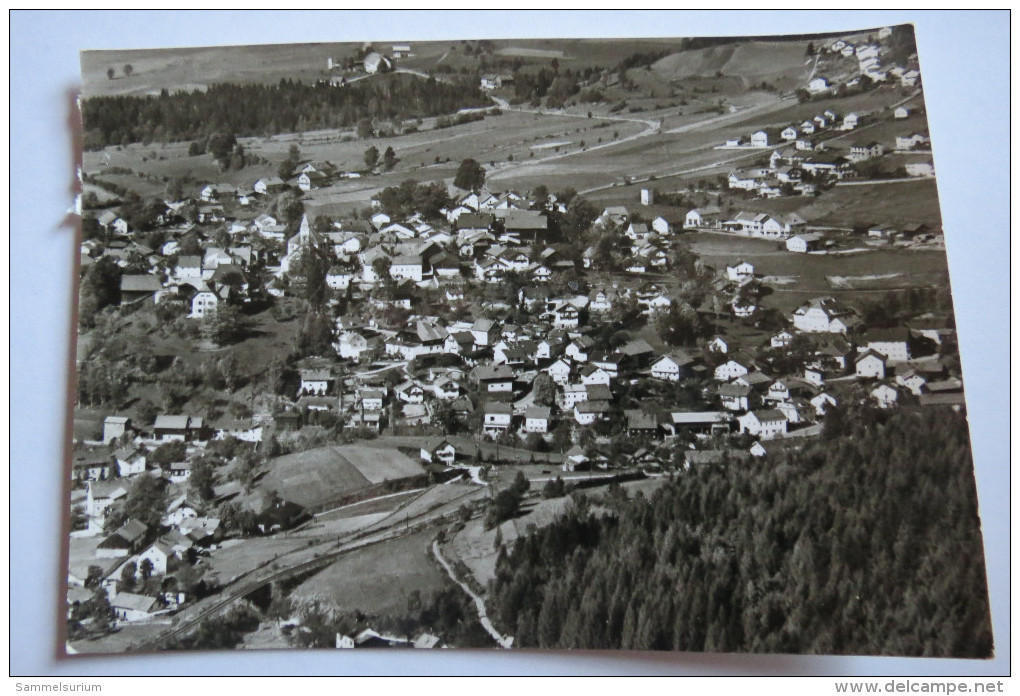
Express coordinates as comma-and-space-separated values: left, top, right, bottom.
153, 415, 204, 442
791, 297, 861, 334
737, 409, 788, 440
786, 233, 824, 253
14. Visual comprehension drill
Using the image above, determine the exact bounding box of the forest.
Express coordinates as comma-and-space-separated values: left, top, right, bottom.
489, 407, 992, 656
81, 73, 490, 149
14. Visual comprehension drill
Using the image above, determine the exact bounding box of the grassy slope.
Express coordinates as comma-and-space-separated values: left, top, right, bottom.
289, 528, 447, 616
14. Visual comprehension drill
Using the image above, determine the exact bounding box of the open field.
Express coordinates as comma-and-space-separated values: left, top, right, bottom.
260, 444, 422, 509
290, 528, 448, 616
205, 537, 310, 583
685, 231, 950, 314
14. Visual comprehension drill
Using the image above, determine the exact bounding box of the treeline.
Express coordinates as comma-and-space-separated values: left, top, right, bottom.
82, 74, 490, 149
489, 407, 992, 656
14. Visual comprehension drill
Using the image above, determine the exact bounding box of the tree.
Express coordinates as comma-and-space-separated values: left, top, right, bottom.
123, 64, 133, 77
120, 562, 138, 592
532, 373, 556, 407
357, 118, 374, 139
107, 68, 115, 80
122, 474, 167, 530
190, 458, 216, 501
364, 145, 379, 169
139, 558, 154, 580
383, 146, 397, 170
454, 158, 486, 192
203, 304, 248, 346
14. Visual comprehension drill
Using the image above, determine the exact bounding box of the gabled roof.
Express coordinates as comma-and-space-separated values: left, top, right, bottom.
484, 402, 513, 415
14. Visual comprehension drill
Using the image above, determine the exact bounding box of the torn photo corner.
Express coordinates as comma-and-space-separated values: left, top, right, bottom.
68, 26, 992, 657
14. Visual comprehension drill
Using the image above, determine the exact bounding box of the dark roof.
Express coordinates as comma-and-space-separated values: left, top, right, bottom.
121, 275, 163, 293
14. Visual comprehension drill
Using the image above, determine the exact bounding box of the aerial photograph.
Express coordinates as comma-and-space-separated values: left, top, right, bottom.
65, 24, 992, 657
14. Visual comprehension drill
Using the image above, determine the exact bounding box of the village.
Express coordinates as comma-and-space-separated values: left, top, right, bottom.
66, 27, 966, 652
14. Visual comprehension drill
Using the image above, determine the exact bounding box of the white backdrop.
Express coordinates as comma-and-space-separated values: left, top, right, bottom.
10, 9, 1009, 676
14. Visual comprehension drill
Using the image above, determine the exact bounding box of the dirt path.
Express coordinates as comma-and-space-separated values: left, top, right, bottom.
432, 539, 513, 648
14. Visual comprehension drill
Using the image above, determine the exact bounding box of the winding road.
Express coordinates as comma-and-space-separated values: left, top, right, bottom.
432, 540, 513, 648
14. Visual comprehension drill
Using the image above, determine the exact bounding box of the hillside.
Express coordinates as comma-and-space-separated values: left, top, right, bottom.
652, 40, 815, 88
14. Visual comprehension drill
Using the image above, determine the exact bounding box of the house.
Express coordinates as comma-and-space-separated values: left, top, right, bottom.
524, 406, 551, 434
807, 77, 830, 93
737, 409, 788, 440
71, 449, 113, 482
749, 441, 768, 458
253, 177, 286, 195
725, 260, 754, 282
905, 161, 935, 178
781, 126, 798, 141
855, 350, 887, 379
864, 327, 912, 362
667, 412, 732, 437
786, 233, 824, 253
167, 461, 192, 483
110, 592, 161, 622
894, 106, 911, 119
770, 330, 794, 349
871, 384, 899, 408
97, 519, 148, 559
103, 416, 131, 444
298, 368, 333, 396
470, 318, 499, 348
574, 399, 609, 425
714, 359, 749, 382
625, 409, 659, 438
750, 130, 769, 147
579, 364, 612, 387
765, 380, 791, 403
113, 446, 146, 477
420, 438, 456, 465
650, 352, 694, 382
472, 364, 514, 393
791, 297, 861, 334
120, 275, 164, 305
842, 112, 859, 130
718, 382, 751, 412
136, 540, 173, 577
849, 141, 884, 162
153, 415, 203, 442
482, 402, 513, 435
359, 388, 385, 413
545, 358, 572, 385
810, 392, 838, 416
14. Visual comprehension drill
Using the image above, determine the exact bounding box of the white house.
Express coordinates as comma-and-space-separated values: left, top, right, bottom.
791, 297, 860, 334
650, 353, 692, 382
737, 410, 788, 440
482, 402, 513, 435
714, 359, 749, 382
811, 392, 838, 416
781, 126, 798, 141
807, 77, 830, 94
750, 130, 769, 147
786, 233, 824, 253
725, 260, 755, 282
545, 359, 572, 385
894, 106, 911, 120
871, 384, 899, 408
524, 406, 551, 434
855, 351, 887, 379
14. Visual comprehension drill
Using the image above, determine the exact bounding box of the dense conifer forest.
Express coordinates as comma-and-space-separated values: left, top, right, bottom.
82, 74, 490, 148
490, 407, 992, 656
